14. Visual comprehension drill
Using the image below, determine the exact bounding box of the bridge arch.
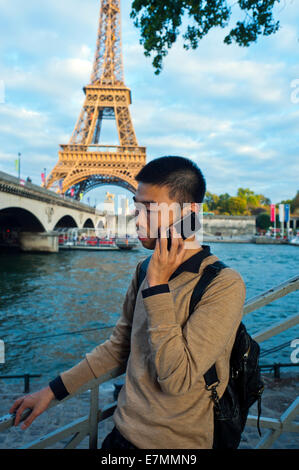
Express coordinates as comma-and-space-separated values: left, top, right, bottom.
97, 220, 105, 229
53, 215, 78, 230
0, 207, 46, 232
64, 173, 137, 197
83, 218, 94, 228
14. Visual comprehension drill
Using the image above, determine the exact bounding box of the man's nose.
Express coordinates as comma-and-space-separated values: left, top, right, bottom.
135, 209, 146, 224
135, 214, 144, 233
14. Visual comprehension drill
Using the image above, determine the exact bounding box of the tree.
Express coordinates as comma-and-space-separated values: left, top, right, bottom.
131, 0, 280, 74
204, 191, 219, 211
256, 212, 271, 231
202, 202, 209, 212
280, 191, 299, 215
217, 192, 231, 213
227, 196, 247, 215
258, 194, 271, 206
237, 187, 261, 210
291, 191, 299, 214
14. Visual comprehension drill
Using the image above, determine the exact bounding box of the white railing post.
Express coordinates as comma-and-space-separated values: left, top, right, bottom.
253, 313, 299, 344
243, 274, 299, 316
254, 397, 299, 449
88, 384, 99, 449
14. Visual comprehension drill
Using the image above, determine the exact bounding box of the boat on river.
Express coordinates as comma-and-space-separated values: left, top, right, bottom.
289, 233, 299, 246
57, 228, 140, 251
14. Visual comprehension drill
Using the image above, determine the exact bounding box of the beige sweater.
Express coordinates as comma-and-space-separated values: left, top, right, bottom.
59, 251, 246, 449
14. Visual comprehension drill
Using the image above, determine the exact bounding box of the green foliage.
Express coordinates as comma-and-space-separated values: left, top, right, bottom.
256, 212, 271, 230
280, 191, 299, 214
204, 187, 298, 217
292, 190, 299, 214
217, 192, 231, 213
227, 196, 247, 215
202, 202, 209, 212
130, 0, 280, 74
237, 188, 257, 207
204, 187, 271, 216
204, 191, 219, 211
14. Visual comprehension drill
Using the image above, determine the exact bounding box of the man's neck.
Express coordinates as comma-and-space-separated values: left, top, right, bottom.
181, 238, 203, 264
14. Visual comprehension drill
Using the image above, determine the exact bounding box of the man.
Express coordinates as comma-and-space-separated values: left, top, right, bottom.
10, 156, 246, 449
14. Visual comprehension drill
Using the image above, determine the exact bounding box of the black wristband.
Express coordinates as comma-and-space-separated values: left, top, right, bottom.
142, 284, 170, 298
49, 376, 69, 401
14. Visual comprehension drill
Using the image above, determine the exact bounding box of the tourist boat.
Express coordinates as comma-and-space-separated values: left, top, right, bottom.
57, 228, 140, 251
289, 233, 299, 245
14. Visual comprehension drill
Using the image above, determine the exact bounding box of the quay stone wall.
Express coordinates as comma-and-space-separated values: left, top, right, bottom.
202, 215, 256, 237
111, 214, 257, 238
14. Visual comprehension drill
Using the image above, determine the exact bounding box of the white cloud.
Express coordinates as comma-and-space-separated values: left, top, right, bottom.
0, 0, 298, 202
233, 145, 276, 161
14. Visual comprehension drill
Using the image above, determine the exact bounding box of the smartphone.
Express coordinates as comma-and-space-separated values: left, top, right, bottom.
158, 211, 201, 250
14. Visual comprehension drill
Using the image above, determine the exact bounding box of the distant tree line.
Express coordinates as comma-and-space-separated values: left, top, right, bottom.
203, 188, 299, 231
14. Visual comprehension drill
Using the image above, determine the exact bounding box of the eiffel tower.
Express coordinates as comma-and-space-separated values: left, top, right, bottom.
45, 0, 146, 198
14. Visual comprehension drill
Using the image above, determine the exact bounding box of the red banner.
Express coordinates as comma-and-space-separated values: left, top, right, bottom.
270, 204, 275, 222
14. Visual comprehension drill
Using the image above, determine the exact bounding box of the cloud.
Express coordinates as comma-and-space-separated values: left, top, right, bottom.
0, 0, 298, 204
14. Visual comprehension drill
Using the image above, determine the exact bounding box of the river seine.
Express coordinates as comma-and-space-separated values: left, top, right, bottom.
0, 242, 298, 382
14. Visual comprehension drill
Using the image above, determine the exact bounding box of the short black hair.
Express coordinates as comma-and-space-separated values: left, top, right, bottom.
135, 156, 206, 206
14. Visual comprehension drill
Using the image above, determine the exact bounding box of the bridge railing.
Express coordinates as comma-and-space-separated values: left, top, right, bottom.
60, 144, 146, 154
0, 170, 101, 214
0, 274, 298, 449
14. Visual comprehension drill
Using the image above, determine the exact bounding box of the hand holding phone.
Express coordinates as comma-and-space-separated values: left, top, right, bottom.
158, 211, 201, 251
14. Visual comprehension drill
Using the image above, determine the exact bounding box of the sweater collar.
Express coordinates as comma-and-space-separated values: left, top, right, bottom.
169, 244, 212, 280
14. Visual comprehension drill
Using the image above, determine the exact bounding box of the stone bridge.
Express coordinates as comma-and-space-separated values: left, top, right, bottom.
0, 171, 108, 252
1, 170, 261, 252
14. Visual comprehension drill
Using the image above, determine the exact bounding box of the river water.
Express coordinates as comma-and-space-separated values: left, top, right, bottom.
0, 242, 298, 383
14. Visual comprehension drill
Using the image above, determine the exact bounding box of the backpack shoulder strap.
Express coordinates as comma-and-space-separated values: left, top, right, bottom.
188, 260, 228, 388
137, 255, 152, 291
189, 260, 228, 316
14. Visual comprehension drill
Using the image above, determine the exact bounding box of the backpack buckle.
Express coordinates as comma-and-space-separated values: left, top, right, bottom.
205, 380, 220, 392
206, 383, 221, 413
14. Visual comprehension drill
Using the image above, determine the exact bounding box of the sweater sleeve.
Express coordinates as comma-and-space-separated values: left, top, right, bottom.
49, 259, 142, 398
142, 269, 246, 396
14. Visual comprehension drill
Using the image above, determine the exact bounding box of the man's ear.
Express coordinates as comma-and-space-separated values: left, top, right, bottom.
191, 202, 201, 213
181, 202, 200, 217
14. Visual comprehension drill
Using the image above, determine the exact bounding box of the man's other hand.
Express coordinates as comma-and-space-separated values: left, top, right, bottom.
9, 385, 55, 430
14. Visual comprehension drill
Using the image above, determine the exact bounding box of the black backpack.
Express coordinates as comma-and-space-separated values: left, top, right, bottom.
138, 254, 264, 449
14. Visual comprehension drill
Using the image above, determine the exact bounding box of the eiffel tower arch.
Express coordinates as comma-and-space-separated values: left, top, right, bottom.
45, 0, 146, 199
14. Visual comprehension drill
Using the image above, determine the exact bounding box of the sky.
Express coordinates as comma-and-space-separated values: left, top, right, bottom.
0, 0, 298, 211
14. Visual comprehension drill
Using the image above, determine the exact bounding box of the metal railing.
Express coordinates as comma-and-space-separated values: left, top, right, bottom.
0, 374, 41, 393
243, 274, 299, 448
260, 363, 298, 379
0, 367, 123, 449
0, 274, 298, 449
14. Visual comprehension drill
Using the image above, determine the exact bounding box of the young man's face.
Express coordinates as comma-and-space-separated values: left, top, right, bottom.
133, 182, 184, 250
